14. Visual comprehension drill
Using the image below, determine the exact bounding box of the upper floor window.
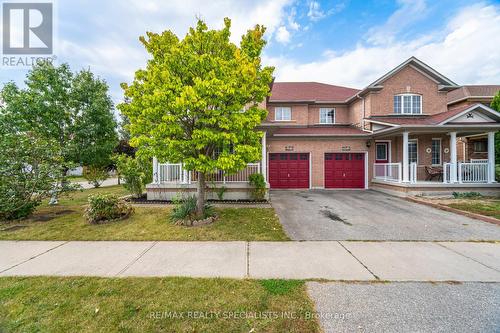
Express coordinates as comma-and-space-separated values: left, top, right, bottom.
394, 94, 422, 114
275, 107, 291, 121
319, 108, 335, 124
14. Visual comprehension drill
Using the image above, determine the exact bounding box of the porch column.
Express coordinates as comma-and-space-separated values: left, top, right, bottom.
402, 132, 409, 182
261, 131, 267, 182
488, 131, 496, 183
449, 132, 457, 183
153, 157, 159, 184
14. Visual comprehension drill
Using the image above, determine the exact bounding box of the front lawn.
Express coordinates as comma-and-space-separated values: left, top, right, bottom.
446, 199, 500, 220
0, 186, 288, 241
0, 277, 319, 332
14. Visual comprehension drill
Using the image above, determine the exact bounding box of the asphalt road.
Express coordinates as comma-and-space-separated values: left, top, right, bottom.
307, 281, 500, 333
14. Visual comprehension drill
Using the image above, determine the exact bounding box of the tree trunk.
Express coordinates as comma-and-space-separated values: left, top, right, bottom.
196, 171, 206, 217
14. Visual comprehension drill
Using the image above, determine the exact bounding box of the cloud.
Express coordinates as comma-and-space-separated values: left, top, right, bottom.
276, 26, 291, 44
366, 0, 428, 45
307, 1, 326, 21
265, 3, 500, 87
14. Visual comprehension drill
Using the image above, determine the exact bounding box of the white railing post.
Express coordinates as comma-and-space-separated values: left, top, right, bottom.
458, 162, 462, 184
402, 132, 409, 182
488, 132, 496, 183
449, 132, 457, 183
443, 163, 448, 183
261, 132, 267, 182
398, 163, 402, 183
153, 157, 159, 184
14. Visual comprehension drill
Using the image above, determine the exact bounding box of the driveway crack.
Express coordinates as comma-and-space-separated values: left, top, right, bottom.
338, 241, 380, 280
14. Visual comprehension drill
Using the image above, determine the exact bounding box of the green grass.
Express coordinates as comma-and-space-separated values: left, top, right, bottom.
0, 277, 319, 332
447, 199, 500, 220
0, 186, 288, 241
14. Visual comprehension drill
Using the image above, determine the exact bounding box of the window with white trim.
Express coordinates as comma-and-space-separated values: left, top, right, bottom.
431, 138, 441, 165
319, 108, 335, 124
408, 139, 418, 164
275, 107, 291, 121
394, 94, 422, 114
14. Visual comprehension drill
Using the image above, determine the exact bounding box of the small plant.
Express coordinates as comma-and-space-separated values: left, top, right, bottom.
216, 186, 227, 201
170, 195, 215, 226
248, 173, 266, 201
83, 166, 109, 188
452, 191, 482, 199
114, 155, 152, 197
84, 194, 133, 224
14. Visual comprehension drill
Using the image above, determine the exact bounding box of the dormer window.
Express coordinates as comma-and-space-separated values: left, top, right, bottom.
394, 94, 422, 114
319, 108, 335, 124
275, 107, 291, 121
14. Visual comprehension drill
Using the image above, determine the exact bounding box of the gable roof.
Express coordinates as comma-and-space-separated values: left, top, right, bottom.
347, 57, 459, 102
447, 85, 500, 104
366, 103, 500, 128
269, 82, 360, 103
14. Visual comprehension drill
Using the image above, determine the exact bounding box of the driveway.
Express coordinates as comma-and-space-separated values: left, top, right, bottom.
270, 190, 500, 241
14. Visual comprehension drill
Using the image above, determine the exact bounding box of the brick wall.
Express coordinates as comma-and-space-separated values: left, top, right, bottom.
367, 66, 448, 116
267, 138, 373, 188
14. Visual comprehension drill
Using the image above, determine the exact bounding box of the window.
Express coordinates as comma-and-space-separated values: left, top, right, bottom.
408, 140, 418, 164
394, 94, 422, 114
275, 107, 291, 121
375, 143, 388, 161
319, 108, 335, 124
473, 141, 487, 152
431, 139, 441, 165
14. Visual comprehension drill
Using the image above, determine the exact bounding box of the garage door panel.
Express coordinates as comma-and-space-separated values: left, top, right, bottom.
325, 153, 365, 189
269, 153, 309, 189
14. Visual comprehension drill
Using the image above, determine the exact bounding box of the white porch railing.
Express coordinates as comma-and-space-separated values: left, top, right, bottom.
409, 162, 417, 184
156, 162, 260, 184
373, 163, 402, 182
443, 162, 489, 183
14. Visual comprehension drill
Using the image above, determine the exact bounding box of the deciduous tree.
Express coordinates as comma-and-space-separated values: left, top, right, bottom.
119, 18, 273, 216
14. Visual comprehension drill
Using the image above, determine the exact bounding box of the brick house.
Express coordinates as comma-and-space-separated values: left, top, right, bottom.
147, 57, 500, 199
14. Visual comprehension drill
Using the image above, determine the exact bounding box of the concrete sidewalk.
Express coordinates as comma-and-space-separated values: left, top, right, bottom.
1, 241, 499, 281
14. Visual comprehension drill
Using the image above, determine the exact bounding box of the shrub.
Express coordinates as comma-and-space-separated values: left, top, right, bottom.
248, 173, 266, 201
84, 194, 133, 224
114, 155, 152, 197
452, 191, 482, 199
170, 195, 215, 225
83, 166, 108, 188
216, 186, 227, 201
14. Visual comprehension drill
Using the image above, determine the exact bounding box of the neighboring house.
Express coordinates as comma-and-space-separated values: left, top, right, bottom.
148, 57, 500, 199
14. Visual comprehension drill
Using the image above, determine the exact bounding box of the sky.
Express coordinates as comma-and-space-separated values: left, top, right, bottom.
1, 0, 500, 109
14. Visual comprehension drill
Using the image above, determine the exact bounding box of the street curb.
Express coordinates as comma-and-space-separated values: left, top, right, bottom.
406, 197, 500, 226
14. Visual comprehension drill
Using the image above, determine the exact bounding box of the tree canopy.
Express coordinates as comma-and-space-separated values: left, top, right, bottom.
1, 63, 118, 169
119, 18, 274, 215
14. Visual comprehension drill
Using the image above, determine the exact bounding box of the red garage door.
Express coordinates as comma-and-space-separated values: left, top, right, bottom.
324, 153, 365, 188
269, 153, 309, 189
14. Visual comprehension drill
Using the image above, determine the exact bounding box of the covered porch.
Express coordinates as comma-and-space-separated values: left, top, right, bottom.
371, 129, 498, 196
146, 134, 269, 201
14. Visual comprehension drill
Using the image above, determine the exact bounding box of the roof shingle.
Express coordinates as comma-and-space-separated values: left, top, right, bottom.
269, 82, 360, 102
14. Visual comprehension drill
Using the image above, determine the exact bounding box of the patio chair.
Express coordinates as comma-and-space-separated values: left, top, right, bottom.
424, 166, 443, 181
